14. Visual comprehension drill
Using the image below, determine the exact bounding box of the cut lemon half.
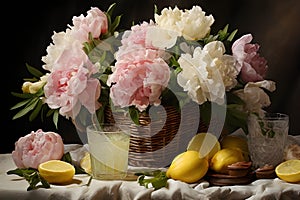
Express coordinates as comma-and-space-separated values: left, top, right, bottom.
187, 132, 221, 160
275, 159, 300, 183
38, 160, 75, 184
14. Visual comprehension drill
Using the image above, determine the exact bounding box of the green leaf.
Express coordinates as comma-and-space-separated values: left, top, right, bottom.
29, 99, 43, 121
26, 63, 44, 78
53, 110, 59, 129
61, 152, 73, 163
61, 152, 87, 175
217, 24, 229, 41
110, 15, 121, 33
136, 170, 168, 190
6, 168, 50, 191
129, 106, 140, 125
226, 92, 245, 105
12, 98, 39, 120
106, 3, 116, 17
227, 29, 238, 42
226, 104, 248, 134
154, 4, 158, 14
11, 91, 33, 99
10, 98, 32, 110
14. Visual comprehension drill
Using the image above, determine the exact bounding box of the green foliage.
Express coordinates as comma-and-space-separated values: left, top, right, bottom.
61, 152, 87, 174
25, 63, 44, 78
199, 95, 249, 135
6, 168, 50, 191
136, 170, 169, 190
129, 106, 140, 125
199, 24, 238, 53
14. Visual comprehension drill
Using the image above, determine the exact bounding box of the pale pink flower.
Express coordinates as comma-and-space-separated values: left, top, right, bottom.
116, 21, 158, 60
108, 49, 170, 111
44, 46, 101, 119
232, 34, 268, 83
11, 129, 64, 169
42, 29, 76, 71
233, 80, 276, 116
42, 7, 108, 71
71, 7, 108, 43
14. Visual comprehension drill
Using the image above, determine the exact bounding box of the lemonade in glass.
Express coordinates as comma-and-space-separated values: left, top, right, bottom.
87, 124, 130, 180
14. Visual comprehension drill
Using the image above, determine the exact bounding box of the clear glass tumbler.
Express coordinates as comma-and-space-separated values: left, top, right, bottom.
87, 124, 130, 180
247, 113, 289, 168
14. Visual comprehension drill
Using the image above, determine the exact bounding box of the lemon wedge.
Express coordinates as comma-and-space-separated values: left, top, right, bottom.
187, 132, 221, 160
38, 160, 75, 184
275, 159, 300, 183
80, 152, 92, 174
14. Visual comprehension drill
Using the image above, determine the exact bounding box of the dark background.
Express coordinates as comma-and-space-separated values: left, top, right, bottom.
3, 0, 300, 153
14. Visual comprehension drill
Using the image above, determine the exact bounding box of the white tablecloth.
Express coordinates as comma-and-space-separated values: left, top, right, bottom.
1, 136, 300, 200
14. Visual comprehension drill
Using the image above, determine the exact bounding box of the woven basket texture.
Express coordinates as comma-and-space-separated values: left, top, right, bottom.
105, 103, 206, 167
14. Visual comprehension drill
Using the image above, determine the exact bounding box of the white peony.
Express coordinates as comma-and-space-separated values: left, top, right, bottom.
177, 41, 238, 105
233, 80, 276, 116
155, 5, 214, 41
146, 26, 180, 49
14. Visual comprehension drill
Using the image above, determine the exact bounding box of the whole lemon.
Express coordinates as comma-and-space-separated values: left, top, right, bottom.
220, 135, 250, 161
210, 148, 245, 174
166, 150, 209, 183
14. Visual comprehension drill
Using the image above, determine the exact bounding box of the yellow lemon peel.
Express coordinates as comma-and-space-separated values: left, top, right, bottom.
275, 159, 300, 183
38, 160, 75, 184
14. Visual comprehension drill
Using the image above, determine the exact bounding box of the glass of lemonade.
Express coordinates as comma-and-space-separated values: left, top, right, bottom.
87, 123, 131, 180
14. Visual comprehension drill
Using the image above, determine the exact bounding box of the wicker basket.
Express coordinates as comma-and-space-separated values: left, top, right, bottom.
105, 103, 203, 168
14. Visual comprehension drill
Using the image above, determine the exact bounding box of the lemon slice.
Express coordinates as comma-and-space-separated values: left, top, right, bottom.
80, 152, 92, 174
275, 159, 300, 183
38, 160, 75, 184
187, 132, 221, 160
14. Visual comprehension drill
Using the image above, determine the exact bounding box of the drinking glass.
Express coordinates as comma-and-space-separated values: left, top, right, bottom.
87, 124, 130, 180
247, 113, 289, 168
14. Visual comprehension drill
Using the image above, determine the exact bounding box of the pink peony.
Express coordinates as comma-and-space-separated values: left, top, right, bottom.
232, 34, 268, 83
11, 129, 64, 169
115, 21, 157, 60
71, 7, 108, 43
108, 49, 170, 111
44, 46, 101, 119
108, 21, 171, 112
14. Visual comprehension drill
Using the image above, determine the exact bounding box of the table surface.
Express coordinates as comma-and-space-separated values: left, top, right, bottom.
1, 139, 300, 200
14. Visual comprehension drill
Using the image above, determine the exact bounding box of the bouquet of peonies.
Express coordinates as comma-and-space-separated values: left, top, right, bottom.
11, 3, 276, 141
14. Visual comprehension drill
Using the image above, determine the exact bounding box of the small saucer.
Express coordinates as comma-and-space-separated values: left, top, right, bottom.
255, 164, 276, 179
206, 172, 255, 186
